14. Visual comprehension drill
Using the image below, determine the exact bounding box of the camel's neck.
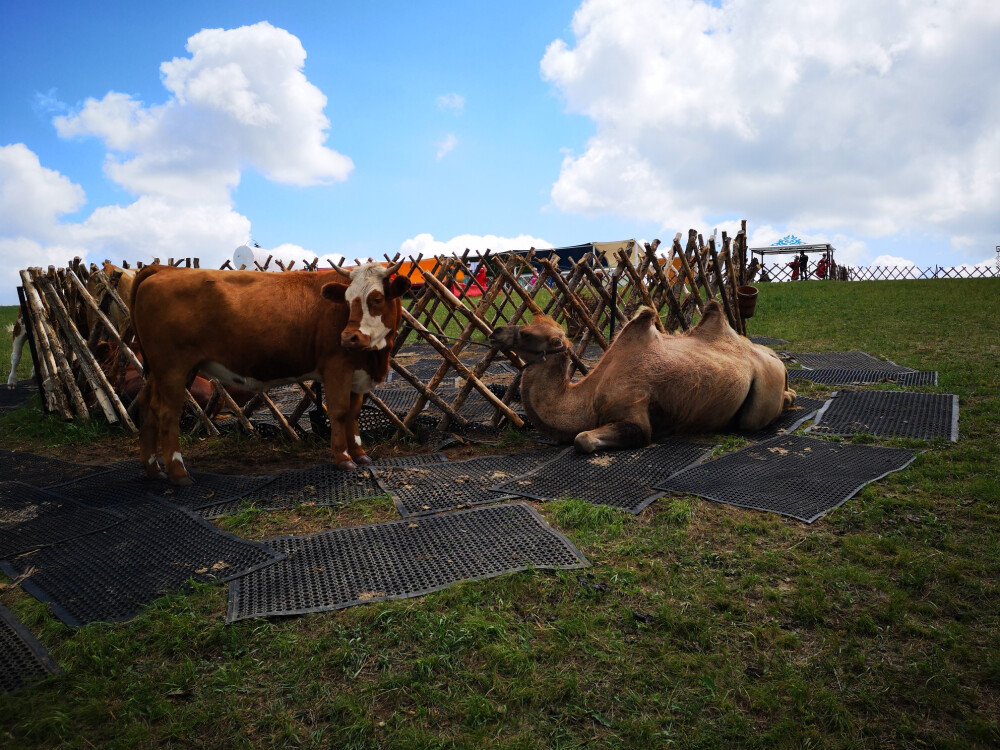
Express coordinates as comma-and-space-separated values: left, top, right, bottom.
519, 353, 596, 441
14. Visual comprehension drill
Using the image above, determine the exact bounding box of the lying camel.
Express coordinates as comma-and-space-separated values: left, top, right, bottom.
489, 301, 796, 452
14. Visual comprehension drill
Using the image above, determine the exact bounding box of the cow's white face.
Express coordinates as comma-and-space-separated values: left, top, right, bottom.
344, 263, 393, 349
322, 262, 411, 350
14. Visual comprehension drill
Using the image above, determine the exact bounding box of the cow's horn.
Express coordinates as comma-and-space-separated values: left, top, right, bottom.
384, 257, 404, 275
331, 263, 353, 278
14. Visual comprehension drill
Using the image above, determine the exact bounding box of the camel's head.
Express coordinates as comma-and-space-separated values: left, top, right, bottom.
489, 315, 568, 360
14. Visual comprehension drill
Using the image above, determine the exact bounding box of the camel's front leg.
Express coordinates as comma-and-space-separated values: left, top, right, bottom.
574, 418, 652, 453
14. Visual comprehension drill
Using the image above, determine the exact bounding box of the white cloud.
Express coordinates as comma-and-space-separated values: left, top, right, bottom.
54, 21, 353, 202
0, 23, 356, 303
400, 233, 553, 260
436, 133, 458, 160
870, 254, 916, 267
0, 144, 85, 238
542, 0, 1000, 260
436, 93, 465, 112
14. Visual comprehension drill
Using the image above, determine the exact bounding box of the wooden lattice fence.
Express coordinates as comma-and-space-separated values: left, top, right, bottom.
12, 224, 750, 444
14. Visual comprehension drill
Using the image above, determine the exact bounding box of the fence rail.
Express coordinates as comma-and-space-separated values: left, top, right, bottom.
756, 262, 999, 283
12, 223, 752, 443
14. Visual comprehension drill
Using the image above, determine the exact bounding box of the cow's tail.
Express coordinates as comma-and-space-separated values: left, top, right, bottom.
128, 264, 164, 375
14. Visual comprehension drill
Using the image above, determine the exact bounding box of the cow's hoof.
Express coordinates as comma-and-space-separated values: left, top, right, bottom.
169, 474, 195, 487
352, 454, 372, 466
333, 459, 358, 471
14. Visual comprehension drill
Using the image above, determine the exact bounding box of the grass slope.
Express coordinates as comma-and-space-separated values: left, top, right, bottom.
1, 279, 999, 749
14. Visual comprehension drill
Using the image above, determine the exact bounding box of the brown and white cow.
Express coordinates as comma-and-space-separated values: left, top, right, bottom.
130, 261, 410, 485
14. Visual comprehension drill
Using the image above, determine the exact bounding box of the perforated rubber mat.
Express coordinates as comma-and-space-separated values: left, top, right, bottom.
374, 449, 564, 517
370, 386, 425, 414
1, 482, 124, 559
0, 449, 111, 488
807, 391, 959, 441
197, 455, 447, 518
790, 350, 915, 372
654, 434, 917, 523
787, 368, 938, 387
738, 396, 827, 441
0, 604, 60, 694
490, 439, 715, 514
0, 381, 38, 412
750, 336, 790, 347
226, 502, 589, 622
47, 461, 276, 512
1, 497, 284, 628
428, 387, 515, 423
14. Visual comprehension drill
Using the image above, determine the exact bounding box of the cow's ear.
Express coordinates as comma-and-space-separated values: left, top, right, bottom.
387, 275, 411, 298
321, 282, 347, 303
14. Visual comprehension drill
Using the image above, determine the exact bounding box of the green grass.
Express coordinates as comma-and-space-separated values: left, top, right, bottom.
2, 279, 1000, 749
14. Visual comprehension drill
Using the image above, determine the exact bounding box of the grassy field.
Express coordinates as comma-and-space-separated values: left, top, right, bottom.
1, 279, 999, 749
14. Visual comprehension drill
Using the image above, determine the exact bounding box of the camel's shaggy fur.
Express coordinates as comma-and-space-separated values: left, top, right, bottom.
490, 301, 796, 453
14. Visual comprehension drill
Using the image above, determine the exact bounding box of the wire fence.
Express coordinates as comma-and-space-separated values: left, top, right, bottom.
755, 262, 999, 283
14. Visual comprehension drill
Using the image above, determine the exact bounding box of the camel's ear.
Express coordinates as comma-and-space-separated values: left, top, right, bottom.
321, 282, 347, 303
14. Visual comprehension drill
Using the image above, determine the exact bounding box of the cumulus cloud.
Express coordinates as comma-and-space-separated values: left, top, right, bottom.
0, 22, 355, 303
400, 233, 553, 259
54, 21, 352, 202
436, 93, 465, 113
542, 0, 1000, 259
436, 133, 458, 160
870, 254, 916, 267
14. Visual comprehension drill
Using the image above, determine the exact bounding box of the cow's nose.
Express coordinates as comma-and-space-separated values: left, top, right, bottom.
341, 330, 370, 348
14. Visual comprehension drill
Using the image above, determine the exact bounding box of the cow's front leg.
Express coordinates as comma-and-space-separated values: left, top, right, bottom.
138, 381, 165, 479
155, 373, 193, 485
345, 391, 371, 465
324, 379, 358, 470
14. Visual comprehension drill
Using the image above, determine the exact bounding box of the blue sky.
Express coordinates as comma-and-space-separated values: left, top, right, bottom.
2, 0, 998, 304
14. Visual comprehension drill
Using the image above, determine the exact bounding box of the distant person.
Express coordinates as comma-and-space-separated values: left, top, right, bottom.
789, 257, 801, 281
816, 253, 830, 279
797, 251, 809, 280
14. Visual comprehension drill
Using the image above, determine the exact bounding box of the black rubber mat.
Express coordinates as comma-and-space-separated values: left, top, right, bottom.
197, 455, 447, 518
388, 357, 516, 384
226, 502, 589, 622
654, 435, 917, 523
787, 368, 938, 387
1, 482, 124, 559
370, 386, 425, 414
738, 396, 827, 441
428, 387, 514, 423
374, 449, 564, 517
807, 391, 959, 441
0, 450, 112, 488
0, 380, 39, 411
0, 604, 61, 693
490, 439, 715, 514
750, 336, 790, 346
1, 496, 284, 628
791, 350, 915, 373
47, 460, 276, 512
